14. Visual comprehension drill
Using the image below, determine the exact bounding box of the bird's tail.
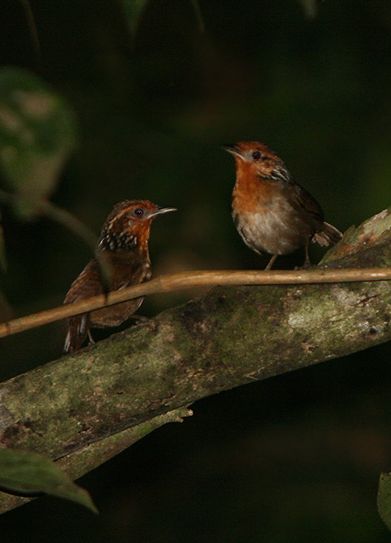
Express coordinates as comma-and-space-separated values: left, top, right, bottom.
64, 314, 89, 353
312, 222, 343, 247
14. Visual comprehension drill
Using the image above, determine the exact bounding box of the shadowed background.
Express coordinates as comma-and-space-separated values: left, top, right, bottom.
0, 0, 391, 541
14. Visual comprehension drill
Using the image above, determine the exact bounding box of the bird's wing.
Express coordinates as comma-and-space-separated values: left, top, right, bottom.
290, 183, 342, 246
290, 182, 325, 225
63, 260, 103, 353
64, 260, 104, 304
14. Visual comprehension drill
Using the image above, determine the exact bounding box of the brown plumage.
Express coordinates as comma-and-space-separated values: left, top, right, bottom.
224, 141, 342, 269
64, 200, 176, 353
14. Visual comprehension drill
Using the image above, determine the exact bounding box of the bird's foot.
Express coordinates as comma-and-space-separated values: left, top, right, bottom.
300, 259, 312, 269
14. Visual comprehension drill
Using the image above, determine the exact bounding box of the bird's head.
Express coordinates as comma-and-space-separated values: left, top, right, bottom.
98, 200, 176, 252
223, 141, 290, 183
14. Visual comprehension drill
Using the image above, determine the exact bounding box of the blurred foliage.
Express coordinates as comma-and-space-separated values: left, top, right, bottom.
0, 68, 76, 218
0, 0, 390, 541
0, 448, 97, 513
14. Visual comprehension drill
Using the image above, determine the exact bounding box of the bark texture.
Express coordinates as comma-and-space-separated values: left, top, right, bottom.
0, 208, 390, 513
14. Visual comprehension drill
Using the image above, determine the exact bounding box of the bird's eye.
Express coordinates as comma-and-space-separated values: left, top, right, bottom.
134, 208, 144, 217
252, 150, 262, 161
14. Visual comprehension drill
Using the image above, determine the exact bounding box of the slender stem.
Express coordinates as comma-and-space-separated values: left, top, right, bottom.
40, 201, 97, 251
190, 0, 205, 32
0, 267, 390, 339
40, 202, 113, 291
0, 191, 97, 253
19, 0, 42, 66
0, 192, 112, 292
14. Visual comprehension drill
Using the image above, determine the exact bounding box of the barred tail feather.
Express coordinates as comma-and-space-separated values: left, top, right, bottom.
313, 222, 343, 247
64, 314, 89, 353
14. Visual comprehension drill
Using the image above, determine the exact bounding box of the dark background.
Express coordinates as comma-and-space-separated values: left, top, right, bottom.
1, 0, 391, 541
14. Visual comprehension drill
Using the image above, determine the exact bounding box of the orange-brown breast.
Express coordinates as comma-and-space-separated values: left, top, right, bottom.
133, 220, 153, 254
232, 164, 279, 214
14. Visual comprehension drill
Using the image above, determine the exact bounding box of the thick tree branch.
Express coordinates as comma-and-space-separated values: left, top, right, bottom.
0, 208, 390, 514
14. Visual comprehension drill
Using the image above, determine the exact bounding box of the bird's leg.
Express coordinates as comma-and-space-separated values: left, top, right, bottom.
303, 239, 311, 268
87, 328, 96, 345
265, 254, 278, 270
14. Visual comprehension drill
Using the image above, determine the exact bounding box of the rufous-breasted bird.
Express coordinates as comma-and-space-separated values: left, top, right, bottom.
224, 141, 342, 269
64, 200, 176, 353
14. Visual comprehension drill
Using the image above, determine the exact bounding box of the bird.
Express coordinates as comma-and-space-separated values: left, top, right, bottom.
63, 200, 176, 353
224, 141, 342, 269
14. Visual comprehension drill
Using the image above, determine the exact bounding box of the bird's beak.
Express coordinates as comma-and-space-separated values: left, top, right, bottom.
149, 207, 177, 218
223, 144, 244, 161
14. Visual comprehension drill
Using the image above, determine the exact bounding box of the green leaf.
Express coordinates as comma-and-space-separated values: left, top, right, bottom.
378, 472, 391, 531
298, 0, 318, 18
0, 68, 77, 219
122, 0, 148, 34
0, 448, 97, 513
